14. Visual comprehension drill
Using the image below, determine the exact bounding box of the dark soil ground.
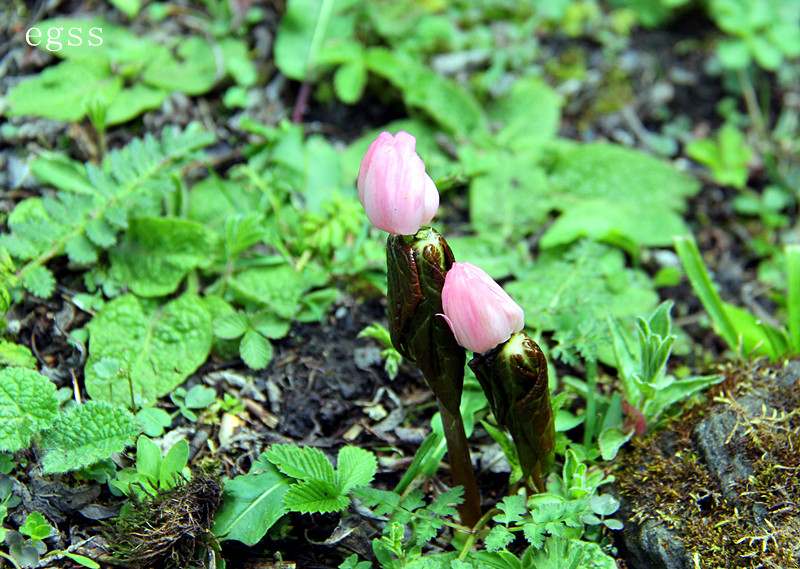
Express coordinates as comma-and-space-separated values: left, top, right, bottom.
1, 1, 797, 568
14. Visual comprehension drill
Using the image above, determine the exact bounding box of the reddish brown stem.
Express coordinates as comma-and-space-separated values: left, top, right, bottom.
437, 399, 481, 528
292, 81, 312, 124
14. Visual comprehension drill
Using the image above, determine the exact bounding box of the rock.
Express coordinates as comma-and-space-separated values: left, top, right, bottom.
615, 359, 800, 569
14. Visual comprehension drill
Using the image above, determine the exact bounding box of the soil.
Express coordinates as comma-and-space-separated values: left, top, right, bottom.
1, 1, 797, 569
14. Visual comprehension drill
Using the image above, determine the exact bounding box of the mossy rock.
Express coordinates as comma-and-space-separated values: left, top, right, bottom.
615, 359, 800, 569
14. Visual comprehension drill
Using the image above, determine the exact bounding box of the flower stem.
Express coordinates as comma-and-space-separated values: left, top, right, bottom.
437, 398, 481, 528
583, 358, 598, 448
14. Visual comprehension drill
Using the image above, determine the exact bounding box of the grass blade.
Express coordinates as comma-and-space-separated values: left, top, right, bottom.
787, 244, 800, 354
673, 235, 739, 353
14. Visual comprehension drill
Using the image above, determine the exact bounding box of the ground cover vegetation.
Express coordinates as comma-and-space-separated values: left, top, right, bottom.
0, 0, 799, 567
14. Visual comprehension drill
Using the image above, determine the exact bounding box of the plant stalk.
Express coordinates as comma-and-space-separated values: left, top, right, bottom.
583, 358, 597, 448
437, 398, 481, 528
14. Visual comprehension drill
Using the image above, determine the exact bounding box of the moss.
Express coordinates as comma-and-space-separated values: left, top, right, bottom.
615, 359, 800, 568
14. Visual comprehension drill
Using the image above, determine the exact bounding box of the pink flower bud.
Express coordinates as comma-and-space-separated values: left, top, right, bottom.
357, 131, 439, 235
441, 262, 525, 353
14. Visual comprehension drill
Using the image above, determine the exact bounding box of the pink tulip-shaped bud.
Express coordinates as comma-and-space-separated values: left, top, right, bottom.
441, 262, 525, 354
357, 131, 439, 235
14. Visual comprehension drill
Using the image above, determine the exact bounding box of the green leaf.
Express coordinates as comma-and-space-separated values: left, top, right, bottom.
40, 401, 140, 473
494, 494, 527, 525
545, 143, 700, 248
470, 159, 552, 240
213, 312, 249, 339
135, 407, 172, 437
365, 48, 487, 136
333, 59, 367, 103
673, 235, 740, 354
105, 84, 167, 126
219, 38, 258, 87
85, 293, 212, 407
30, 153, 96, 195
109, 217, 218, 297
19, 512, 52, 540
5, 60, 121, 122
239, 329, 274, 370
110, 0, 141, 18
283, 480, 350, 513
686, 124, 751, 189
598, 427, 635, 461
541, 199, 689, 251
184, 385, 217, 409
263, 444, 335, 483
143, 37, 218, 95
274, 0, 355, 81
60, 553, 101, 569
212, 462, 292, 546
302, 135, 342, 214
506, 241, 659, 365
787, 245, 800, 354
160, 438, 189, 489
187, 178, 260, 232
485, 525, 514, 553
20, 265, 56, 299
0, 367, 59, 452
2, 124, 215, 298
251, 312, 291, 339
135, 434, 163, 484
717, 38, 751, 69
229, 264, 326, 318
489, 77, 563, 152
335, 446, 377, 492
0, 341, 37, 369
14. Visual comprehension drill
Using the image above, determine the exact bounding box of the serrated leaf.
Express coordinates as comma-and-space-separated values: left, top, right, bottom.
546, 143, 701, 248
490, 77, 562, 151
250, 312, 291, 340
65, 234, 99, 264
212, 462, 292, 546
20, 265, 56, 298
485, 525, 514, 553
522, 522, 546, 549
414, 516, 444, 546
263, 444, 335, 484
283, 480, 349, 514
40, 401, 140, 473
494, 494, 527, 525
335, 446, 377, 492
229, 264, 326, 318
85, 293, 212, 407
240, 329, 273, 370
352, 486, 400, 518
109, 217, 218, 297
0, 368, 59, 452
213, 312, 249, 340
506, 241, 659, 365
470, 159, 552, 240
